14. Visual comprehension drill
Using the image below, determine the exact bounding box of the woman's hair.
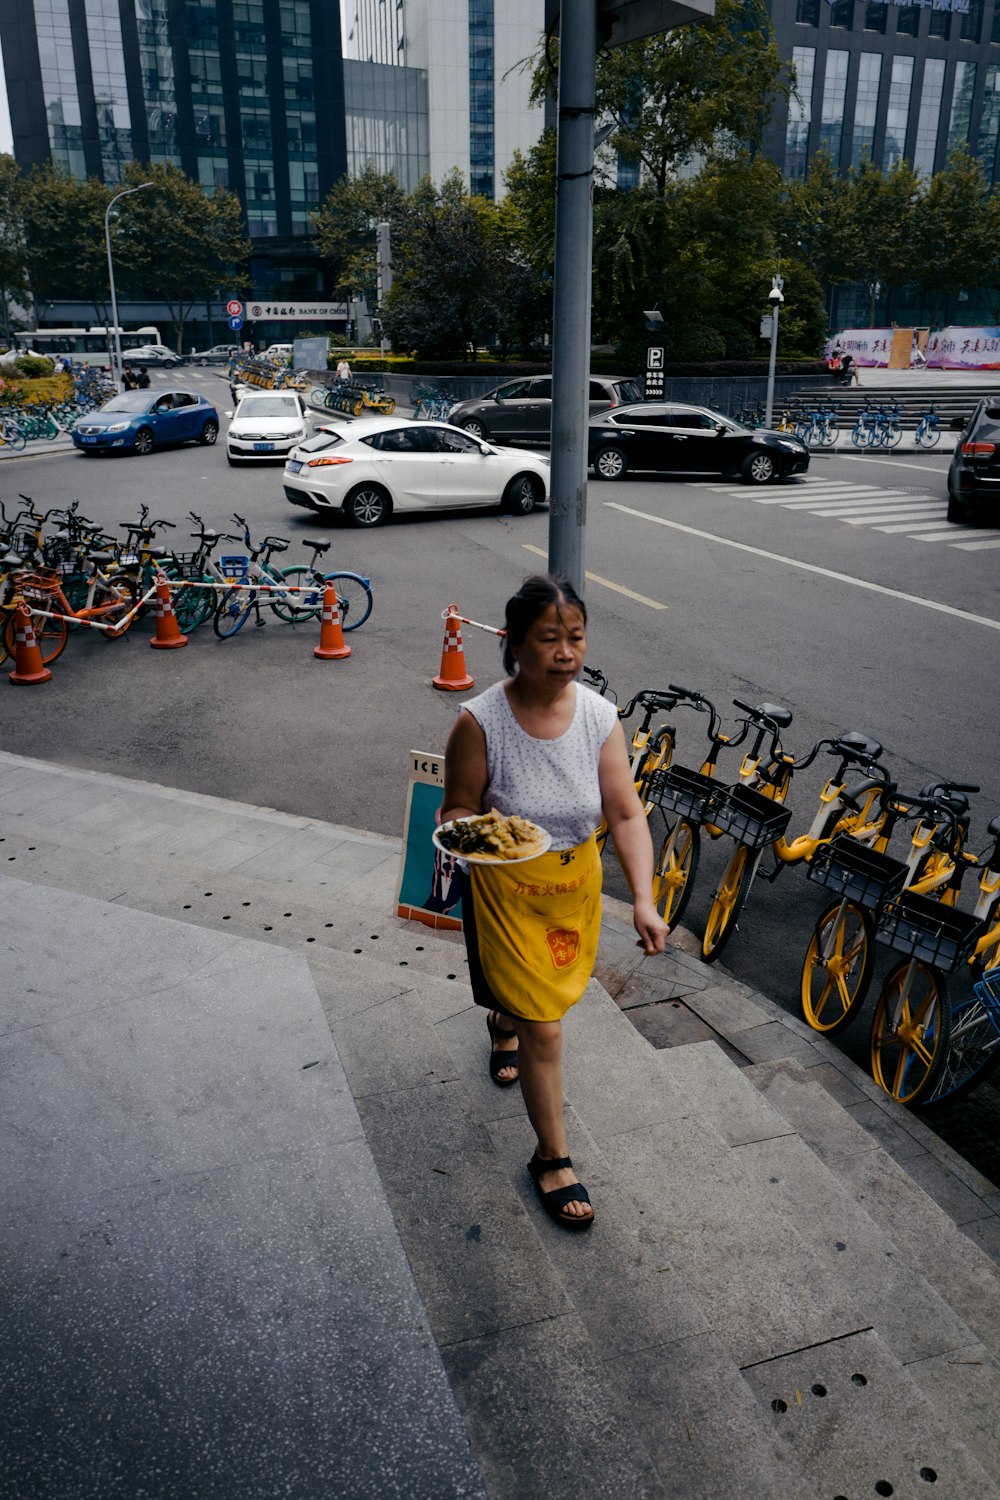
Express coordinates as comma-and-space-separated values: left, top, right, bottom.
502, 573, 586, 673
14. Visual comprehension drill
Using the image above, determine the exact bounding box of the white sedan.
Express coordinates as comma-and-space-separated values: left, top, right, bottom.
227, 391, 312, 464
282, 417, 549, 527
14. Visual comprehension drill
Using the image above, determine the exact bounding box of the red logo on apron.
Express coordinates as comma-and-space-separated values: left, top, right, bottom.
546, 927, 580, 968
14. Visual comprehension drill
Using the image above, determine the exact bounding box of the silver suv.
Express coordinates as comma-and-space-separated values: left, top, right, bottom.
447, 374, 642, 444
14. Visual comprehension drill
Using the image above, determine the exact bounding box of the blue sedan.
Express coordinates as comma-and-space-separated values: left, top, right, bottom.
72, 390, 220, 456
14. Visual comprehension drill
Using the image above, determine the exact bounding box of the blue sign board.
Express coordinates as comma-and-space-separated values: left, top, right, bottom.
229, 315, 243, 331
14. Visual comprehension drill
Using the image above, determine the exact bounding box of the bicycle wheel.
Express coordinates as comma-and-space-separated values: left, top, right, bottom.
851, 423, 871, 449
653, 818, 700, 929
919, 988, 1000, 1108
272, 565, 323, 623
885, 420, 902, 448
800, 899, 874, 1036
97, 574, 139, 638
2, 423, 26, 451
920, 421, 940, 449
701, 844, 758, 963
870, 960, 951, 1106
3, 601, 69, 664
379, 397, 396, 415
321, 571, 372, 630
213, 587, 256, 638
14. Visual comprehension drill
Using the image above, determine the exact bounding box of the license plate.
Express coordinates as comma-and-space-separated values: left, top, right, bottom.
253, 442, 275, 451
286, 460, 302, 474
80, 435, 97, 443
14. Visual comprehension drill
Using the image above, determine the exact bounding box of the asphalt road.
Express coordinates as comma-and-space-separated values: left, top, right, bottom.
4, 369, 999, 1180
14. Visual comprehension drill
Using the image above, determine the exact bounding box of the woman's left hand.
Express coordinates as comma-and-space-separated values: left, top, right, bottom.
633, 896, 669, 955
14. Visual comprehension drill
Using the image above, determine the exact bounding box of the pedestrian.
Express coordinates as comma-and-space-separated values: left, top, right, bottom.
440, 574, 669, 1231
840, 351, 858, 386
122, 364, 136, 390
336, 355, 351, 383
137, 366, 150, 389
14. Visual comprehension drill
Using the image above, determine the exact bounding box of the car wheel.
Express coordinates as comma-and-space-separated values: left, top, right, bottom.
947, 494, 971, 523
163, 358, 177, 369
198, 358, 208, 367
199, 419, 219, 445
461, 419, 488, 440
742, 451, 775, 484
503, 473, 543, 515
593, 446, 628, 480
133, 427, 154, 456
344, 484, 391, 528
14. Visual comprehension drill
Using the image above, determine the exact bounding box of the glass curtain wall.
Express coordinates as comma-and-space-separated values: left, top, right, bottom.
947, 60, 977, 152
280, 0, 318, 233
136, 0, 179, 165
913, 57, 946, 176
819, 49, 850, 163
187, 2, 228, 190
468, 0, 494, 198
785, 46, 815, 178
977, 64, 1000, 177
85, 0, 131, 180
882, 55, 914, 169
851, 52, 882, 165
34, 0, 86, 175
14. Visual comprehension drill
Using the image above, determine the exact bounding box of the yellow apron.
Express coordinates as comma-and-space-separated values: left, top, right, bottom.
468, 834, 602, 1022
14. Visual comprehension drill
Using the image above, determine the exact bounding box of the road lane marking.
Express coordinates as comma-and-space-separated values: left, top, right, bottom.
835, 454, 952, 473
604, 503, 1000, 632
521, 543, 667, 609
954, 537, 1000, 549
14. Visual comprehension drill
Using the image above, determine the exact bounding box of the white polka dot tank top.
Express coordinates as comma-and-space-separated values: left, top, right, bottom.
461, 680, 619, 850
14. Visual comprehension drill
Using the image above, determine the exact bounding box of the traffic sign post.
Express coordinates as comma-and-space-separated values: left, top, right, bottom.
226, 299, 243, 318
229, 315, 243, 332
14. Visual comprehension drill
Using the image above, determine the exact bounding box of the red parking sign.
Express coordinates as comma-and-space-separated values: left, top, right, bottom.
226, 299, 243, 317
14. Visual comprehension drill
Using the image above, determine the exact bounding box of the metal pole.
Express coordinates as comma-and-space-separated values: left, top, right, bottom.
764, 302, 779, 429
547, 0, 597, 598
104, 182, 153, 388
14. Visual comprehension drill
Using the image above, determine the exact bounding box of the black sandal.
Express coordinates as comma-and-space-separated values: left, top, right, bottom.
528, 1151, 594, 1231
487, 1010, 519, 1088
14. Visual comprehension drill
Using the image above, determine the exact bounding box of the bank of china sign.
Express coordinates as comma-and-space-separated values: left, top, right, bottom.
828, 0, 971, 9
248, 303, 348, 320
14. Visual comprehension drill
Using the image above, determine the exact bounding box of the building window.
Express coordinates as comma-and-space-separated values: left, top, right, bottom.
993, 0, 1000, 41
852, 52, 882, 166
468, 0, 494, 199
947, 60, 977, 150
863, 1, 887, 33
883, 54, 914, 167
913, 56, 946, 174
830, 0, 854, 27
960, 0, 983, 40
819, 49, 850, 162
929, 4, 950, 39
896, 4, 919, 36
977, 64, 1000, 178
785, 46, 815, 177
796, 0, 819, 23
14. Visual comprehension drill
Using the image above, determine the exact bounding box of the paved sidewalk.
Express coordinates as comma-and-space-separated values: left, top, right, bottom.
3, 750, 1000, 1498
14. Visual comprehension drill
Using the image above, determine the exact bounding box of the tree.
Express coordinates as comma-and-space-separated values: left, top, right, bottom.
839, 156, 920, 325
116, 162, 250, 351
502, 130, 558, 279
312, 165, 407, 311
534, 0, 788, 193
21, 162, 115, 321
908, 148, 996, 325
0, 156, 29, 343
379, 172, 514, 358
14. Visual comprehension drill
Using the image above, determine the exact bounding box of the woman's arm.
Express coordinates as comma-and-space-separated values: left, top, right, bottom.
440, 710, 489, 824
599, 722, 669, 955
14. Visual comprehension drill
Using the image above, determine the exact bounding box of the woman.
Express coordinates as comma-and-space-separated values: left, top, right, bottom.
441, 575, 669, 1230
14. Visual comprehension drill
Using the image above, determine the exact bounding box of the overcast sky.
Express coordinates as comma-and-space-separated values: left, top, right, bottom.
0, 37, 12, 154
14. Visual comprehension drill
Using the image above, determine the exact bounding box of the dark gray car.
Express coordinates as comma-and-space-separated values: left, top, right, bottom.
947, 400, 1000, 522
447, 374, 643, 444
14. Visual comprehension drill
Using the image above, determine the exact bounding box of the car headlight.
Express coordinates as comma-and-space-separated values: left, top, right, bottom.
105, 422, 129, 433
776, 439, 805, 452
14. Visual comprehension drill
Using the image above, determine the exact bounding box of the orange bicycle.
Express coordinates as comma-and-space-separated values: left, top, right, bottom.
2, 558, 138, 664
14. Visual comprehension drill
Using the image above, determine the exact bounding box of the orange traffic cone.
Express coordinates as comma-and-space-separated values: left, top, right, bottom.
149, 575, 188, 650
314, 584, 351, 659
8, 604, 53, 685
432, 605, 474, 691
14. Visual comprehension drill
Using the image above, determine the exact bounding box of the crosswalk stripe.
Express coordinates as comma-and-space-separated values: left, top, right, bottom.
782, 490, 904, 507
953, 537, 1000, 550
813, 503, 941, 518
909, 527, 1000, 542
842, 508, 945, 525
876, 518, 955, 532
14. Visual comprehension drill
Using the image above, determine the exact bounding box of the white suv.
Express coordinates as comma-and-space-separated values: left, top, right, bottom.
227, 391, 311, 464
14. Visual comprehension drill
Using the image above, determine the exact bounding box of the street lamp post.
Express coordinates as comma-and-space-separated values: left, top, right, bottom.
104, 181, 153, 387
764, 275, 784, 429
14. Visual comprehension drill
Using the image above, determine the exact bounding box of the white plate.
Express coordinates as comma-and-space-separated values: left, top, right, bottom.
432, 817, 551, 865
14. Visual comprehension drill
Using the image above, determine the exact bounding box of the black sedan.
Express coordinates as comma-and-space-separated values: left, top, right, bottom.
947, 400, 1000, 522
588, 403, 809, 484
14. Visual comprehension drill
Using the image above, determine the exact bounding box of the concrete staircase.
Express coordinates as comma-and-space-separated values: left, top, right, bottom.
3, 750, 1000, 1500
777, 382, 994, 432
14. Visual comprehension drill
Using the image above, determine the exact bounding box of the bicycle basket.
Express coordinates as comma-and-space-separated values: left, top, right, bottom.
807, 836, 908, 912
647, 765, 722, 823
709, 783, 792, 850
18, 568, 61, 598
875, 893, 982, 973
972, 966, 1000, 1011
219, 554, 252, 584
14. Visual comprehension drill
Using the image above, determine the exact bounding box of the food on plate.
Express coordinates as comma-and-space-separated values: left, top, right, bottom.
436, 808, 548, 860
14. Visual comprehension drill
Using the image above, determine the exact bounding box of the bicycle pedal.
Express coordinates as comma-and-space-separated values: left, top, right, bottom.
254, 616, 267, 628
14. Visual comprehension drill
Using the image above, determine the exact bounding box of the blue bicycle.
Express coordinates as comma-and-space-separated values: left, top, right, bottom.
914, 405, 941, 449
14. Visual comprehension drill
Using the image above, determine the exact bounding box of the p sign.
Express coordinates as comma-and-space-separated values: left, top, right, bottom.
226, 299, 243, 318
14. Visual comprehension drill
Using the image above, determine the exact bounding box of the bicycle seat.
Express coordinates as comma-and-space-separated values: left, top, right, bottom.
2, 550, 24, 567
836, 732, 883, 760
267, 539, 290, 552
88, 550, 117, 566
305, 539, 331, 554
988, 814, 1000, 837
754, 702, 792, 728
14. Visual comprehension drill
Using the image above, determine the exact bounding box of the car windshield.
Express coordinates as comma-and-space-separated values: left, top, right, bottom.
617, 380, 644, 403
100, 393, 151, 413
236, 397, 299, 418
296, 429, 345, 453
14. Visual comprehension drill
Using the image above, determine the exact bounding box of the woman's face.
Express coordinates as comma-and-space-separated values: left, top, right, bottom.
511, 602, 586, 686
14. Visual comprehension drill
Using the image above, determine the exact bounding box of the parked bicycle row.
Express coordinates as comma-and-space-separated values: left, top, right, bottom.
763, 402, 946, 450
0, 496, 373, 664
308, 377, 396, 417
584, 668, 1000, 1113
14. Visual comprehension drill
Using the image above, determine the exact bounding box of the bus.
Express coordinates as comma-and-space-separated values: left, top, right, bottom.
12, 326, 163, 359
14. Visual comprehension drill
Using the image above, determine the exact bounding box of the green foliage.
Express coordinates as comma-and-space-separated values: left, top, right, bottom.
21, 162, 116, 317
0, 155, 29, 324
908, 148, 997, 323
13, 355, 55, 378
312, 165, 407, 307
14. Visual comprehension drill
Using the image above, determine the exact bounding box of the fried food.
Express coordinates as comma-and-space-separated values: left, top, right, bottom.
437, 808, 548, 860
